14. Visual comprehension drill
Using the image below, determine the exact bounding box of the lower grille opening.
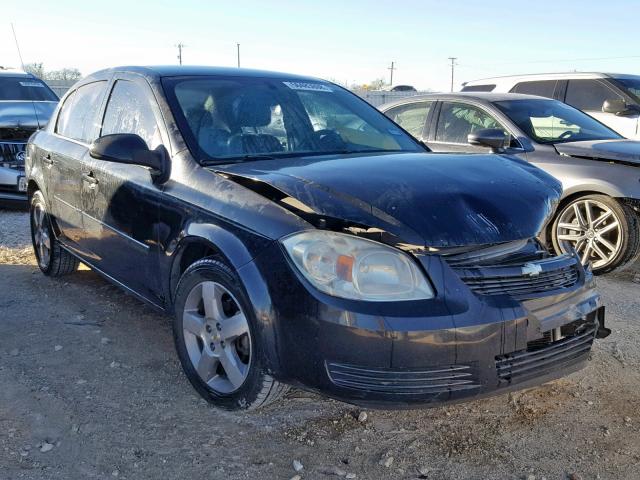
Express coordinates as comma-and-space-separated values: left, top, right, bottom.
496, 318, 597, 384
326, 362, 480, 395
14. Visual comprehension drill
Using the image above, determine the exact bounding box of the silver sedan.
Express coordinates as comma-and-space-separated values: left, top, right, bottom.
381, 92, 640, 274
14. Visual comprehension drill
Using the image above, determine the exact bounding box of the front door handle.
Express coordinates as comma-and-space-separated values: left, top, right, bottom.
82, 171, 99, 187
42, 154, 54, 166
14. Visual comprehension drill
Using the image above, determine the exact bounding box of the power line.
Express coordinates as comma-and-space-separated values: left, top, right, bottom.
448, 57, 457, 92
459, 54, 640, 69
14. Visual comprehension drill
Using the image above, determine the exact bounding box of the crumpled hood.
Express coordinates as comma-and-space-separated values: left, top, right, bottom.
216, 152, 562, 248
0, 101, 57, 129
554, 139, 640, 165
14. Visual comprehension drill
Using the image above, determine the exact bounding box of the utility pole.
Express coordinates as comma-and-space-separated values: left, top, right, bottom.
176, 43, 186, 65
448, 57, 457, 92
388, 61, 395, 86
237, 43, 241, 68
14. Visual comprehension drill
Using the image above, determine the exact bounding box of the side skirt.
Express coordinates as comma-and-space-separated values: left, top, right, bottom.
59, 244, 167, 314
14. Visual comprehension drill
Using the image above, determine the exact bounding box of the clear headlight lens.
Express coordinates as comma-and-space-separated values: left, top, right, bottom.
281, 231, 434, 301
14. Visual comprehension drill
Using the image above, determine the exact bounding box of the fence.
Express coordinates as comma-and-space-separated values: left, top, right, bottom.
352, 90, 433, 107
45, 80, 76, 99
42, 81, 430, 108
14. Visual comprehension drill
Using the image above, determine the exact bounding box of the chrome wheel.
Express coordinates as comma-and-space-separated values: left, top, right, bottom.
32, 202, 51, 269
182, 281, 252, 394
556, 198, 622, 269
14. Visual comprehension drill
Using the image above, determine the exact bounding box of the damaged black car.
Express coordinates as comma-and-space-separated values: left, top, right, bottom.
26, 67, 608, 410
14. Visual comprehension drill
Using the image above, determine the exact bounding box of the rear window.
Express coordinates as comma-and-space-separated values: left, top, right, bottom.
510, 80, 558, 98
0, 77, 58, 101
461, 84, 496, 92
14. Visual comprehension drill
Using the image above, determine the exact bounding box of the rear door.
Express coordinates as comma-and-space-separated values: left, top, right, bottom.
83, 75, 168, 304
384, 101, 434, 141
49, 81, 108, 256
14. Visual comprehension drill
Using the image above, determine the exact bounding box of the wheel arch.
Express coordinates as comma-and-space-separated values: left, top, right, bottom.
167, 231, 283, 376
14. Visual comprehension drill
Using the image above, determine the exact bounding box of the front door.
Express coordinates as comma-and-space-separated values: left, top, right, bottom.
83, 77, 167, 305
427, 101, 520, 155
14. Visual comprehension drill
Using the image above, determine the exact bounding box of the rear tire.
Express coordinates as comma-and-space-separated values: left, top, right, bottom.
173, 257, 288, 410
551, 194, 640, 274
30, 190, 78, 277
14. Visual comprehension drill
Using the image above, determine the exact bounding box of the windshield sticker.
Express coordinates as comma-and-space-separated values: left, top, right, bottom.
388, 127, 403, 135
283, 81, 333, 92
19, 82, 45, 88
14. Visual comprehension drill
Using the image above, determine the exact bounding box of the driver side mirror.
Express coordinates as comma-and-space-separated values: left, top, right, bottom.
468, 128, 507, 153
90, 134, 170, 184
602, 98, 640, 116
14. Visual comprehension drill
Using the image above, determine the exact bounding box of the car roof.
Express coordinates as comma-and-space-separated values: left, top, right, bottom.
84, 65, 325, 82
462, 71, 634, 86
379, 92, 551, 110
0, 68, 33, 77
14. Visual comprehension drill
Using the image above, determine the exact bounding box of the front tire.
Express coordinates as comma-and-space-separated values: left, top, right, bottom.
30, 190, 78, 276
551, 194, 640, 274
172, 258, 288, 410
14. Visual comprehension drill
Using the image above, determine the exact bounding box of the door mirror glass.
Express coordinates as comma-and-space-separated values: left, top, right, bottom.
468, 128, 507, 153
602, 98, 640, 116
602, 98, 627, 114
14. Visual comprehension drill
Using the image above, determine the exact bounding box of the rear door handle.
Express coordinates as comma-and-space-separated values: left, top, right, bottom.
42, 154, 54, 166
82, 171, 99, 187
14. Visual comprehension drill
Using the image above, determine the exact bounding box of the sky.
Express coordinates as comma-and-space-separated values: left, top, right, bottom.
1, 0, 639, 91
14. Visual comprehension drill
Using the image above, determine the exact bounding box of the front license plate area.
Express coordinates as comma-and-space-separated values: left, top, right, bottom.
18, 176, 27, 192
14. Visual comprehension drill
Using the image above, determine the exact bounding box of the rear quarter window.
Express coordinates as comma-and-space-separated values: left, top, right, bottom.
461, 84, 496, 92
510, 80, 558, 98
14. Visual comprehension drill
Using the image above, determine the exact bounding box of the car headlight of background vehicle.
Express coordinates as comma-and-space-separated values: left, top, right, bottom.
281, 231, 434, 301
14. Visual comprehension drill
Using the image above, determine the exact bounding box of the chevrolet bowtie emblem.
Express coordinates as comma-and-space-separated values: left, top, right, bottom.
522, 262, 543, 277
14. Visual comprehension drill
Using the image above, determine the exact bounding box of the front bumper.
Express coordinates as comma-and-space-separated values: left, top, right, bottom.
246, 243, 603, 408
0, 167, 27, 202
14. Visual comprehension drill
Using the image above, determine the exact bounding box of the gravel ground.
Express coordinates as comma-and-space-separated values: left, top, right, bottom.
1, 208, 639, 480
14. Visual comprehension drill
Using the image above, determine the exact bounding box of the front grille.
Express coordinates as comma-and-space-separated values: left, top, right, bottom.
0, 141, 27, 169
326, 362, 480, 395
496, 321, 596, 384
453, 254, 581, 298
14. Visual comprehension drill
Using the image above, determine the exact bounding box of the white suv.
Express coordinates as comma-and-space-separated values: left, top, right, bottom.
462, 73, 640, 139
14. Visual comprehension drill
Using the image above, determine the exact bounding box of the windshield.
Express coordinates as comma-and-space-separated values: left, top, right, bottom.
494, 99, 621, 144
612, 76, 640, 102
0, 77, 58, 101
162, 76, 423, 162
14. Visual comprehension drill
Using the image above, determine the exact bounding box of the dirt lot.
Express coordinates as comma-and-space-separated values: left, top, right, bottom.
1, 208, 639, 480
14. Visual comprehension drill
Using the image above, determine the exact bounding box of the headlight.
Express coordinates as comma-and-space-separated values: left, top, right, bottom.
281, 231, 434, 301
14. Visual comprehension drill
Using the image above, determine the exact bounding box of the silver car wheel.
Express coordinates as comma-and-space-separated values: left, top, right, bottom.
32, 202, 51, 269
556, 198, 622, 269
182, 281, 252, 394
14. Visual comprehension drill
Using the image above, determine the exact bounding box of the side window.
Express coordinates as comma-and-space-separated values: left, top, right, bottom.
101, 80, 162, 149
510, 80, 557, 98
385, 102, 432, 137
435, 102, 508, 144
565, 79, 623, 111
55, 81, 107, 143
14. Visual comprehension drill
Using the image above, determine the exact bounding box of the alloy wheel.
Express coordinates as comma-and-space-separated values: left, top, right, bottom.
182, 281, 252, 394
32, 202, 51, 269
556, 198, 622, 269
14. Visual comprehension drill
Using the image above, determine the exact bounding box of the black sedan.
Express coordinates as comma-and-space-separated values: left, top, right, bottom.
26, 67, 606, 410
381, 93, 640, 274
